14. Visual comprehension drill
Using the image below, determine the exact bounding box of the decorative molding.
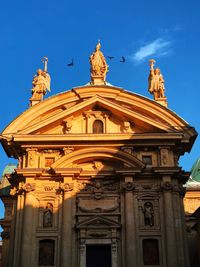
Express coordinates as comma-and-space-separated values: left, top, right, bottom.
63, 146, 74, 155
23, 183, 36, 192
57, 182, 74, 193
161, 181, 173, 191
88, 230, 109, 238
1, 230, 10, 240
122, 181, 135, 191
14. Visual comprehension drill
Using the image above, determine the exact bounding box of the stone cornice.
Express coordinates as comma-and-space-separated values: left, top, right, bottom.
5, 132, 184, 142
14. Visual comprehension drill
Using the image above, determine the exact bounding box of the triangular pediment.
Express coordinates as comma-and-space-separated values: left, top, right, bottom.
1, 85, 196, 142
76, 215, 121, 229
1, 86, 197, 157
10, 95, 179, 135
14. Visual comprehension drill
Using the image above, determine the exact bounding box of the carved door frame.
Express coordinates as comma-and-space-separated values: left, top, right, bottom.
79, 237, 118, 267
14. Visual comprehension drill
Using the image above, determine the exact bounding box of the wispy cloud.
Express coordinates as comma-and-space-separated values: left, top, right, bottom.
132, 38, 171, 63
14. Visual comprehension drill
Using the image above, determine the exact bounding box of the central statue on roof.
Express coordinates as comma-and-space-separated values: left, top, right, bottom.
90, 42, 108, 84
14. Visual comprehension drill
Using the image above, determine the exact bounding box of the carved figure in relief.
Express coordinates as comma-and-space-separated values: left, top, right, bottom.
148, 59, 165, 99
63, 146, 74, 155
90, 42, 108, 81
161, 148, 169, 165
28, 151, 35, 167
93, 161, 104, 170
43, 203, 53, 227
93, 181, 103, 200
142, 202, 154, 226
123, 121, 134, 133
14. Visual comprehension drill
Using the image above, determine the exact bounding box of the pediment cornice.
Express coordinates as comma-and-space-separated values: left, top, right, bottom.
2, 93, 189, 135
1, 86, 197, 148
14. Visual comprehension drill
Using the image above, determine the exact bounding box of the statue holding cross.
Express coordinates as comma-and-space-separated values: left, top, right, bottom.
30, 57, 51, 105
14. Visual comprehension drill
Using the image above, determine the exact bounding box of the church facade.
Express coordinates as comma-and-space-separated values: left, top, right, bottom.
0, 44, 197, 267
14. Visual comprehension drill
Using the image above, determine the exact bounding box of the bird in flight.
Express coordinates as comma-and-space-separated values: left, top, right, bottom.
67, 59, 74, 67
107, 56, 114, 60
120, 56, 125, 63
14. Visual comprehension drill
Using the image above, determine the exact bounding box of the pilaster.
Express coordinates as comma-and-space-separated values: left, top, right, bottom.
60, 178, 74, 266
123, 177, 138, 267
20, 191, 35, 267
161, 176, 178, 267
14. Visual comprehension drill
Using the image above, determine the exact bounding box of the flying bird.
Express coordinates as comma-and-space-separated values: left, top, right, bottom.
120, 56, 125, 63
67, 59, 74, 67
107, 56, 114, 60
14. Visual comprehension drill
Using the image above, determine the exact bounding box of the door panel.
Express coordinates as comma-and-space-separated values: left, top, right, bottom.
86, 245, 111, 267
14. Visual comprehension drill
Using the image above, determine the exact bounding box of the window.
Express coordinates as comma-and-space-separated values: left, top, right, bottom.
143, 239, 159, 265
93, 120, 104, 134
39, 239, 55, 266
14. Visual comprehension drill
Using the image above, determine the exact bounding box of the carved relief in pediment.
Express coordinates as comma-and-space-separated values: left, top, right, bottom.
73, 160, 123, 171
25, 94, 168, 135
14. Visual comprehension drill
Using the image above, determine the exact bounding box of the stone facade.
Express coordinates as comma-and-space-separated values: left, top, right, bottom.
0, 83, 197, 267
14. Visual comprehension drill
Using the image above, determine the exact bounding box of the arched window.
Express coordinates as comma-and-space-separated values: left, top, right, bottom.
39, 239, 55, 266
93, 120, 104, 134
143, 239, 159, 265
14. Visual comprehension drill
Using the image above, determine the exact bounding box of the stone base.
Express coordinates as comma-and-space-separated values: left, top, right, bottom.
29, 99, 41, 107
155, 97, 168, 107
91, 75, 105, 85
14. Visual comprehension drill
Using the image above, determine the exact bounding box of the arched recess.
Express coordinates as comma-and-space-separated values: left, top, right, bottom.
51, 147, 145, 169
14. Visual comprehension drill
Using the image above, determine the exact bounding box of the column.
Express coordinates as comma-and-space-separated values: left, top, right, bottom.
172, 187, 187, 267
124, 176, 137, 267
162, 176, 178, 267
20, 192, 34, 267
61, 179, 73, 266
179, 188, 190, 267
13, 193, 24, 267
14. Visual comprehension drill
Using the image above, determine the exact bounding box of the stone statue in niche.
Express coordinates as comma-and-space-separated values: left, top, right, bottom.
43, 203, 53, 227
142, 202, 154, 226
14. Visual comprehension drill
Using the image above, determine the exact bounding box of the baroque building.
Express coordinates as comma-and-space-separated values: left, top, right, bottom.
0, 43, 197, 267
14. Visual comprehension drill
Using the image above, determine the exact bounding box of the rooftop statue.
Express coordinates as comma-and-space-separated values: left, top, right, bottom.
148, 59, 165, 100
90, 42, 108, 83
30, 57, 51, 106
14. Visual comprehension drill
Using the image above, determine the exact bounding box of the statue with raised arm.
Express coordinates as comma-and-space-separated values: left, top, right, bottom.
90, 42, 108, 82
30, 57, 51, 104
148, 59, 165, 99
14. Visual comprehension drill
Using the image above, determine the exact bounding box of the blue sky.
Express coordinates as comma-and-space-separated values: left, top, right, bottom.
0, 0, 200, 216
